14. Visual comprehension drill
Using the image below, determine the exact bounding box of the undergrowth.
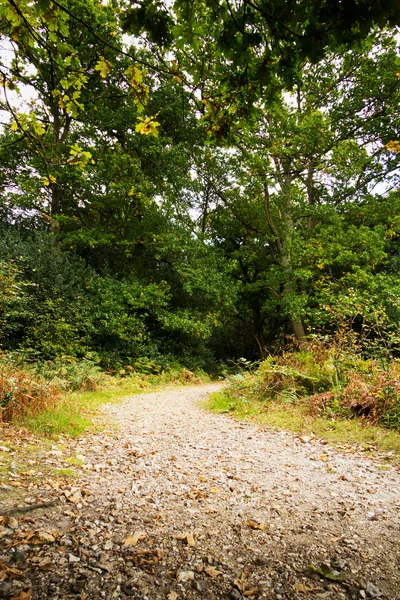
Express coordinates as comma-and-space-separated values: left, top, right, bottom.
0, 351, 210, 436
207, 343, 400, 455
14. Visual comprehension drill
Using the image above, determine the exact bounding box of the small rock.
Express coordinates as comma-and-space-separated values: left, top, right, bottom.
194, 580, 208, 592
7, 517, 19, 529
229, 589, 242, 600
177, 570, 195, 583
366, 582, 382, 598
71, 580, 86, 593
13, 550, 27, 565
68, 554, 80, 563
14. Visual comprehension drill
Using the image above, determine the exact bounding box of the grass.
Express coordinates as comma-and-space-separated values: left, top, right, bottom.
53, 468, 79, 478
17, 381, 143, 437
64, 456, 84, 467
15, 368, 211, 438
207, 390, 400, 457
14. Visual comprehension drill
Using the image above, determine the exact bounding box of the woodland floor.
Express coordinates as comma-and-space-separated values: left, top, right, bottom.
0, 383, 400, 600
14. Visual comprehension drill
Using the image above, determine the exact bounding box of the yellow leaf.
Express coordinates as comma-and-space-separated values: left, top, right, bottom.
95, 57, 112, 79
135, 115, 160, 137
247, 519, 267, 531
122, 531, 147, 547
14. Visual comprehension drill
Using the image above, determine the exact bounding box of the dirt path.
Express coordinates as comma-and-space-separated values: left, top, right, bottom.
1, 383, 400, 599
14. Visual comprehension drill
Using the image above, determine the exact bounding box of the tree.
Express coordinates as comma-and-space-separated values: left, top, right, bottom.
194, 33, 400, 350
123, 0, 400, 128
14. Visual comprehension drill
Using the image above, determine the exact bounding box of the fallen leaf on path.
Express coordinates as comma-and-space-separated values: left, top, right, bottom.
0, 516, 18, 529
64, 489, 82, 503
176, 532, 195, 546
11, 589, 31, 600
38, 557, 52, 570
167, 592, 178, 600
295, 583, 319, 593
243, 588, 259, 597
0, 559, 23, 580
247, 519, 267, 531
234, 576, 247, 592
204, 566, 223, 578
122, 532, 147, 547
36, 529, 59, 543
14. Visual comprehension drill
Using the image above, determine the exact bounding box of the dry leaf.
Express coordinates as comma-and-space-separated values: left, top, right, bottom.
247, 519, 267, 531
234, 578, 247, 592
295, 582, 315, 593
0, 559, 23, 580
0, 516, 18, 529
122, 531, 146, 547
243, 588, 259, 597
210, 487, 218, 494
176, 532, 195, 546
64, 489, 82, 504
38, 557, 52, 570
204, 566, 223, 578
167, 593, 178, 600
11, 589, 31, 600
319, 455, 328, 461
36, 530, 57, 543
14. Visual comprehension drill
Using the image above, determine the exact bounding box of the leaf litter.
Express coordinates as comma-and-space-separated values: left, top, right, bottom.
0, 383, 399, 599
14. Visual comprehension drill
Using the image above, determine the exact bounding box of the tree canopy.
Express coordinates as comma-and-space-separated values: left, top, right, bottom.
0, 0, 399, 369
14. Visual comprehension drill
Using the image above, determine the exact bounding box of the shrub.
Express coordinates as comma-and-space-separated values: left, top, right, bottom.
223, 342, 400, 430
0, 358, 60, 422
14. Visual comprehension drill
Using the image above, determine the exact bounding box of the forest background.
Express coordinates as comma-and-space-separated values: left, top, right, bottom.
0, 0, 400, 432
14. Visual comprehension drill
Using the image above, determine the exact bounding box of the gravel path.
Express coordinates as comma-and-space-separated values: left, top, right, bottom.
1, 383, 400, 599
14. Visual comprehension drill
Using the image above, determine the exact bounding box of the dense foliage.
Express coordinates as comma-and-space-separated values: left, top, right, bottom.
0, 0, 399, 375
212, 341, 400, 431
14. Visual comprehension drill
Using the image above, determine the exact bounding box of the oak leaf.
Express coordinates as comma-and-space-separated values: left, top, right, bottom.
122, 532, 146, 547
204, 566, 223, 578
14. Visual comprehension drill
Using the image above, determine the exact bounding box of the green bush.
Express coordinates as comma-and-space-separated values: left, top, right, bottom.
223, 343, 400, 430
